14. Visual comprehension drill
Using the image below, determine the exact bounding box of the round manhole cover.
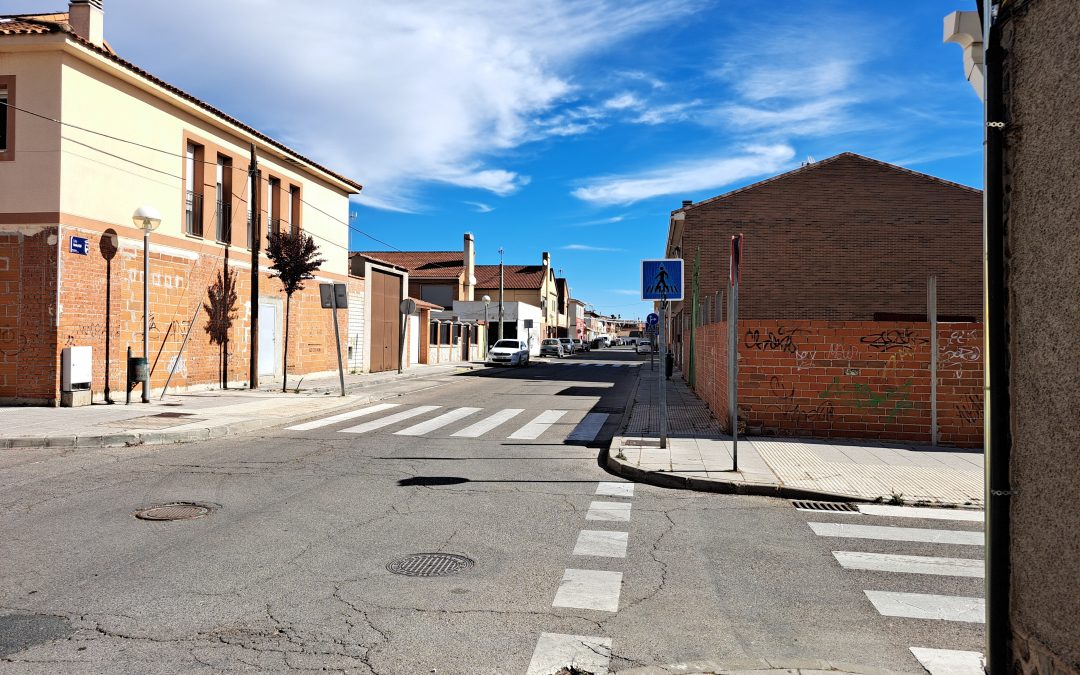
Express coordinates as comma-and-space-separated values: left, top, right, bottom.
386, 553, 474, 577
135, 503, 212, 521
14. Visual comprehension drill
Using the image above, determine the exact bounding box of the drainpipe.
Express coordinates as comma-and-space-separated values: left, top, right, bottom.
983, 0, 1012, 670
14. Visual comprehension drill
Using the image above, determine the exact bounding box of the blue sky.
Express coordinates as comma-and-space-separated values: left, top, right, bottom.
10, 0, 983, 320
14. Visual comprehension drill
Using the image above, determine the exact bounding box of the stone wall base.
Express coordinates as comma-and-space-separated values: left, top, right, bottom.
1014, 628, 1080, 675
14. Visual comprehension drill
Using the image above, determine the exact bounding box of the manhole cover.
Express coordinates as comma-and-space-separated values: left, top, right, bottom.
791, 500, 859, 513
386, 553, 474, 577
135, 502, 212, 521
151, 412, 195, 418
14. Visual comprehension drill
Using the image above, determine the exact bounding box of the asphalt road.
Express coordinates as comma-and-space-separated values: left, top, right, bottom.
0, 347, 983, 673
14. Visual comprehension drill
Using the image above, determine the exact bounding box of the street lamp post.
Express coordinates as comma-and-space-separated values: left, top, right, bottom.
132, 206, 161, 403
482, 295, 491, 356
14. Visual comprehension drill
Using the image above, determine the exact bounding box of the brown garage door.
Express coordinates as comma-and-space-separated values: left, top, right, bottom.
370, 270, 402, 372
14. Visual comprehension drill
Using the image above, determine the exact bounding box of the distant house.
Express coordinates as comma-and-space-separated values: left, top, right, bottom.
0, 1, 362, 403
474, 252, 562, 340
352, 233, 477, 309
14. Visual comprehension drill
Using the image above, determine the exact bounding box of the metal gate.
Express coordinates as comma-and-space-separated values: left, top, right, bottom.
370, 270, 402, 372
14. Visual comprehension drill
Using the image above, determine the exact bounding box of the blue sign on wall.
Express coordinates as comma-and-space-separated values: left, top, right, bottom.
69, 236, 89, 255
640, 258, 684, 301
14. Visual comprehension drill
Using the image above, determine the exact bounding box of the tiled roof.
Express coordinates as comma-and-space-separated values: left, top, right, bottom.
474, 264, 546, 290
352, 251, 464, 280
674, 152, 980, 215
0, 12, 361, 192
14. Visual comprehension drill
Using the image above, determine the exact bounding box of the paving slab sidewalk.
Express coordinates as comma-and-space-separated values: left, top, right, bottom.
608, 365, 984, 506
0, 362, 482, 450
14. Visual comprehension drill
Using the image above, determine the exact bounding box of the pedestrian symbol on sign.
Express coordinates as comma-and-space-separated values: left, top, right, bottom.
640, 259, 684, 301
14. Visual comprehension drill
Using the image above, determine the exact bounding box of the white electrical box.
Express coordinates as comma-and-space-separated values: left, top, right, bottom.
62, 346, 93, 391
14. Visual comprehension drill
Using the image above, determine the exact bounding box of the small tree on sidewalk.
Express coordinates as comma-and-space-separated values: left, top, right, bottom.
266, 229, 325, 393
203, 268, 239, 389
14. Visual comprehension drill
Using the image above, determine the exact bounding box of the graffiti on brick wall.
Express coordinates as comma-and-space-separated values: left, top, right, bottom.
63, 324, 121, 346
860, 328, 928, 352
765, 376, 835, 423
794, 349, 816, 370
820, 377, 914, 423
827, 343, 857, 361
956, 393, 983, 425
744, 326, 803, 354
940, 329, 981, 368
0, 333, 29, 357
885, 345, 918, 370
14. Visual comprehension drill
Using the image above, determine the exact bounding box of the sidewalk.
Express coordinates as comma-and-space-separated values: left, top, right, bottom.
608, 365, 984, 506
0, 362, 483, 450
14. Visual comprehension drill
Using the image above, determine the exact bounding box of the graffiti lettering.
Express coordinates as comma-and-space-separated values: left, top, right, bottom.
885, 345, 917, 370
820, 377, 914, 423
860, 328, 928, 352
956, 394, 983, 425
940, 330, 981, 368
744, 326, 803, 354
827, 343, 857, 361
795, 349, 816, 371
764, 376, 835, 424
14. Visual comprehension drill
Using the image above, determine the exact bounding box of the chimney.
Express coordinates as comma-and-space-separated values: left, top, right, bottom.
542, 251, 550, 268
463, 232, 475, 301
69, 0, 105, 48
682, 200, 693, 208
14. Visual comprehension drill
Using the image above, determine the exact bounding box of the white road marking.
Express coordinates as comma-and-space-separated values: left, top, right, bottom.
526, 633, 612, 675
573, 530, 628, 558
394, 407, 481, 436
808, 522, 983, 546
586, 501, 631, 522
449, 408, 524, 438
864, 590, 985, 623
566, 413, 609, 442
509, 410, 568, 440
833, 551, 984, 578
909, 647, 985, 675
858, 504, 984, 523
339, 406, 441, 434
552, 569, 622, 612
285, 403, 399, 431
596, 482, 634, 498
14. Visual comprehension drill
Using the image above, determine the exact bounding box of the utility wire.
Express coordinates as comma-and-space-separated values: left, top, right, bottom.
2, 99, 399, 251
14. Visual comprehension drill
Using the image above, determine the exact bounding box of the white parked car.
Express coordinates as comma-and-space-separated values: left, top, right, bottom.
636, 339, 653, 354
488, 339, 530, 367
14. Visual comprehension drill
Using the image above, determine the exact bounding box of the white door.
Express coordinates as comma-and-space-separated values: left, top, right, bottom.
258, 302, 278, 376
409, 314, 420, 365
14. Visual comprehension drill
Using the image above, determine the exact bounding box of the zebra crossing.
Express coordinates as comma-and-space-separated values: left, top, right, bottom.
800, 502, 986, 674
537, 361, 640, 368
285, 403, 610, 443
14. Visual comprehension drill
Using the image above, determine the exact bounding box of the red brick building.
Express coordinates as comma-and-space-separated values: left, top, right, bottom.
666, 153, 984, 446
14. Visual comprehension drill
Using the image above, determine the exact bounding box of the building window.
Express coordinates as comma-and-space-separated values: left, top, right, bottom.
215, 155, 233, 244
0, 78, 12, 157
440, 322, 451, 344
246, 170, 256, 249
185, 142, 205, 237
268, 177, 281, 241
430, 322, 439, 345
289, 185, 301, 234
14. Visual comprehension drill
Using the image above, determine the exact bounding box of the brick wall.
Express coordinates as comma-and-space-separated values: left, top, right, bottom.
671, 154, 983, 322
3, 225, 348, 404
0, 227, 60, 404
690, 320, 983, 448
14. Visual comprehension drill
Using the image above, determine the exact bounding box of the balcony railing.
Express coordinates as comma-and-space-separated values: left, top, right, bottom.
215, 200, 232, 244
185, 191, 204, 238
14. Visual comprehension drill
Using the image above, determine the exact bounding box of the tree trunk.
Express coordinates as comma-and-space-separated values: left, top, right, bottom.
283, 293, 291, 393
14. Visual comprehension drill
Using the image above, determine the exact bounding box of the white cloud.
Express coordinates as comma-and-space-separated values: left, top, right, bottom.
603, 93, 643, 110
632, 100, 702, 125
611, 289, 641, 296
572, 144, 795, 206
616, 70, 667, 89
464, 201, 495, 213
92, 0, 698, 211
575, 215, 626, 226
563, 244, 625, 252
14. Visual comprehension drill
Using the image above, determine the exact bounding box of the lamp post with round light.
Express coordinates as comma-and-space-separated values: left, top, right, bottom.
132, 206, 161, 403
482, 295, 491, 357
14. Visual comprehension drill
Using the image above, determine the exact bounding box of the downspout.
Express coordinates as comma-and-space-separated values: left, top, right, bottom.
983, 0, 1012, 670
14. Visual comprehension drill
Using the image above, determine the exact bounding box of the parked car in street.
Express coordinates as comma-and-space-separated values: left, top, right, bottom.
487, 339, 531, 367
559, 337, 575, 354
636, 339, 652, 354
590, 337, 606, 349
540, 338, 565, 358
573, 338, 588, 352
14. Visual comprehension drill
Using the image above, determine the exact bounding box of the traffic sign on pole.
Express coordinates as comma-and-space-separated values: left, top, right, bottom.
646, 312, 659, 326
641, 259, 684, 301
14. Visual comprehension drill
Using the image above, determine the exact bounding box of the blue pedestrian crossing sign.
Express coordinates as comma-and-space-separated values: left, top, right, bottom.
641, 258, 684, 301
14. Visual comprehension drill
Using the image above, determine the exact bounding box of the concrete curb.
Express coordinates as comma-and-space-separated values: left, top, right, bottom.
615, 657, 914, 675
604, 450, 869, 503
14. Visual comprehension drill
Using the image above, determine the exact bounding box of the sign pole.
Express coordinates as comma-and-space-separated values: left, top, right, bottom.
728, 235, 743, 472
331, 287, 346, 396
659, 295, 668, 449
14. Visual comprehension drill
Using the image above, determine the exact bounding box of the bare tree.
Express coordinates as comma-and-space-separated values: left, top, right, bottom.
266, 229, 325, 392
203, 268, 239, 388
